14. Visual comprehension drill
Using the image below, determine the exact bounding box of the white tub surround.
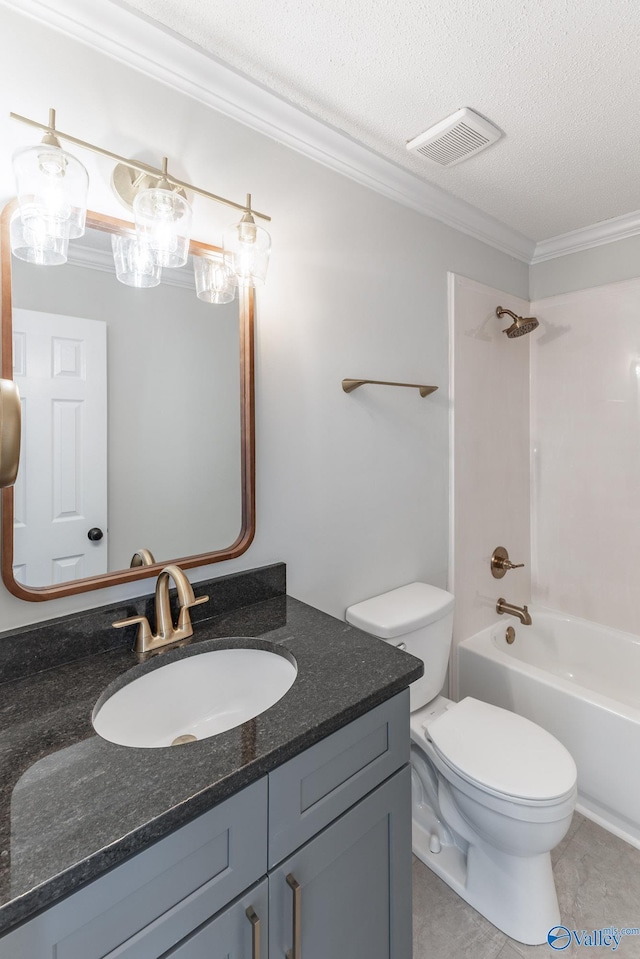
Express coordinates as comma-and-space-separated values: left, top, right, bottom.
458, 608, 640, 849
531, 277, 640, 637
449, 275, 531, 697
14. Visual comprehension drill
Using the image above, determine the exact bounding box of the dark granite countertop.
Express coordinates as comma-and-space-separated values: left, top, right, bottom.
0, 567, 422, 937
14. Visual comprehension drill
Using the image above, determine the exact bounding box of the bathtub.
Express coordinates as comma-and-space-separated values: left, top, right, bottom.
457, 608, 640, 849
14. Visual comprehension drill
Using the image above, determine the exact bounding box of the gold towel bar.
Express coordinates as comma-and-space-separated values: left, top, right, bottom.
342, 379, 438, 398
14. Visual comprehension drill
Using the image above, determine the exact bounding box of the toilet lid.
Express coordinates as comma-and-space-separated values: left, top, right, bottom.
426, 698, 577, 801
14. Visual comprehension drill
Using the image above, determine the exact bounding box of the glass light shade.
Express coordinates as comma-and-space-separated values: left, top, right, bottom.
193, 255, 236, 304
111, 234, 162, 288
222, 217, 271, 287
133, 188, 192, 269
10, 209, 69, 266
12, 144, 88, 240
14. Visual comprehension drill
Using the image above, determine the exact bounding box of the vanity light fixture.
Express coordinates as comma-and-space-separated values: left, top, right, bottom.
10, 208, 69, 266
12, 110, 88, 259
223, 197, 271, 288
132, 158, 192, 269
10, 108, 271, 296
193, 254, 236, 304
111, 234, 161, 289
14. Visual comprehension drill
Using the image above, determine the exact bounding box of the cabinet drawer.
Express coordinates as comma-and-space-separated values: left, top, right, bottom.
0, 778, 267, 959
165, 878, 268, 959
268, 690, 409, 866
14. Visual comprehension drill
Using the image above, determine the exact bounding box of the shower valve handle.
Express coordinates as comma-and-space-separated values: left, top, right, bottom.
491, 546, 525, 579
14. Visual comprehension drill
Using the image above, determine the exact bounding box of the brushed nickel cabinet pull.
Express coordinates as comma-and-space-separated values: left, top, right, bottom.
285, 873, 302, 959
246, 905, 261, 959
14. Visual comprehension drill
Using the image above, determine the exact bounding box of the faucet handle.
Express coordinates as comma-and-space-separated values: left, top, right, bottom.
192, 594, 209, 607
491, 546, 525, 579
177, 594, 209, 630
112, 614, 153, 651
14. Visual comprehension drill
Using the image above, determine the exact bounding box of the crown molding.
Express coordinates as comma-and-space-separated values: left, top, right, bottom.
6, 0, 637, 266
1, 0, 536, 264
66, 243, 115, 277
532, 210, 640, 263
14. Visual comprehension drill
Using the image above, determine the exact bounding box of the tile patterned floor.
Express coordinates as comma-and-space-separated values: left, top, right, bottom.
413, 813, 640, 958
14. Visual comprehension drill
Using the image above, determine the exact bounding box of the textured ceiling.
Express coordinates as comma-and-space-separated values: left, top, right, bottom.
120, 0, 640, 241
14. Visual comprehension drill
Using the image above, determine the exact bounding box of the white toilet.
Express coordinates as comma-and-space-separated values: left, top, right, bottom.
346, 582, 577, 946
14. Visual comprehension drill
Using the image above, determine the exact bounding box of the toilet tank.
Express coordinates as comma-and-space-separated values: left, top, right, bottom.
345, 583, 455, 710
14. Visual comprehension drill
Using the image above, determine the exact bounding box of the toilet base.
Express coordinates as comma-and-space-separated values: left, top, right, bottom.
412, 815, 561, 945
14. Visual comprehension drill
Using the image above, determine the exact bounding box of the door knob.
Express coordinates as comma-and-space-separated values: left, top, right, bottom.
87, 527, 104, 541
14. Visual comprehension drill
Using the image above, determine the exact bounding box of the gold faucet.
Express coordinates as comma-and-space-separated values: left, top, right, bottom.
129, 548, 156, 568
113, 564, 209, 656
496, 598, 532, 625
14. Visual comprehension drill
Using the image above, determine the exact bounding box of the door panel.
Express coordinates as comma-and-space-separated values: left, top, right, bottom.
12, 308, 107, 586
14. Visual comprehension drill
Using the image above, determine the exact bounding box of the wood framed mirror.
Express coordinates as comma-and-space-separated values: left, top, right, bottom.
1, 200, 255, 601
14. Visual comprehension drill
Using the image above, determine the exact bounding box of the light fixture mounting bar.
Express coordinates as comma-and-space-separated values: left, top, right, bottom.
9, 110, 271, 222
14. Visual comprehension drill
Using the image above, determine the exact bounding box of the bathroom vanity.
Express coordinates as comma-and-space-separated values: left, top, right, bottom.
0, 564, 422, 958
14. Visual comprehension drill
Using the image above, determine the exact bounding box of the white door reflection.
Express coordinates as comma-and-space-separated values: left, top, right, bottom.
12, 308, 107, 586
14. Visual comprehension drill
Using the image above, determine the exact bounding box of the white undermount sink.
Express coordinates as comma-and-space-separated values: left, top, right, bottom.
92, 646, 298, 748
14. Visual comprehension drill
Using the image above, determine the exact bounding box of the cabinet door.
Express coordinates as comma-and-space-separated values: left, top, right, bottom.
165, 879, 268, 959
269, 766, 411, 959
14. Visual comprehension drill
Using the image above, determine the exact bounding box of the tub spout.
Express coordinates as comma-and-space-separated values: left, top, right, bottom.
496, 598, 532, 625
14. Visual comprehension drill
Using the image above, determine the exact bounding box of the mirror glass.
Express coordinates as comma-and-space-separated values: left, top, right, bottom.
1, 205, 255, 600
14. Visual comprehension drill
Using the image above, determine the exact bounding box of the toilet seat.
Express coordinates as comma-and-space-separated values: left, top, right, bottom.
423, 697, 577, 804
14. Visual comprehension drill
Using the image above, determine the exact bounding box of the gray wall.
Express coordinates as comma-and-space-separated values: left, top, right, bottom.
0, 7, 528, 631
531, 235, 640, 299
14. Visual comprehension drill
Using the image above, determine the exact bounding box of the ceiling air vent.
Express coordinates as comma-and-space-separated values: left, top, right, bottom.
406, 108, 502, 166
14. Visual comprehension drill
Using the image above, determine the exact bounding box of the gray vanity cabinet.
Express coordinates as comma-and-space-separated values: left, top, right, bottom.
0, 691, 411, 959
166, 764, 411, 959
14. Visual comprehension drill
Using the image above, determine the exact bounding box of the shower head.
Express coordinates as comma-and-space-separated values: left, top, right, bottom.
496, 306, 539, 338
